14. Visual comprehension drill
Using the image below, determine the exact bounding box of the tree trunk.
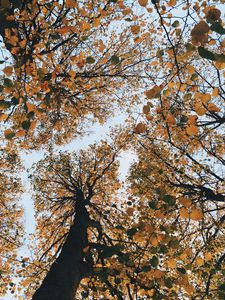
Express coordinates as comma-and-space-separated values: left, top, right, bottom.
32, 203, 90, 300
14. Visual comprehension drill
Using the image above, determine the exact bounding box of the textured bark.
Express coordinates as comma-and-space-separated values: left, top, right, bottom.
32, 202, 91, 300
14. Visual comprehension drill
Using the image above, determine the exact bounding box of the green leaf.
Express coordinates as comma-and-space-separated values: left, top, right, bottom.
11, 97, 19, 105
214, 53, 225, 63
172, 21, 179, 28
164, 277, 173, 288
3, 78, 13, 88
177, 267, 186, 274
150, 255, 159, 267
124, 18, 133, 22
118, 253, 130, 263
115, 277, 121, 284
0, 100, 11, 109
126, 227, 138, 237
4, 130, 15, 139
0, 60, 5, 64
148, 201, 157, 209
111, 55, 120, 65
86, 56, 95, 64
156, 49, 164, 58
50, 34, 61, 40
101, 245, 122, 258
21, 120, 31, 130
143, 265, 151, 272
210, 22, 225, 34
198, 47, 225, 62
81, 291, 89, 298
198, 47, 215, 61
162, 195, 176, 206
159, 245, 168, 254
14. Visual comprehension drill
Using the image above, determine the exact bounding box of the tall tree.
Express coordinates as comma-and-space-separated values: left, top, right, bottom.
25, 136, 133, 299
0, 143, 22, 296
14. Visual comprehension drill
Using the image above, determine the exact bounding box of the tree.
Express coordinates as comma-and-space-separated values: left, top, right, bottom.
26, 137, 132, 299
0, 0, 151, 148
0, 143, 22, 296
0, 0, 224, 299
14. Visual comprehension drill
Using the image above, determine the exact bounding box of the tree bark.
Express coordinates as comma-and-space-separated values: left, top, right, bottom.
32, 202, 91, 300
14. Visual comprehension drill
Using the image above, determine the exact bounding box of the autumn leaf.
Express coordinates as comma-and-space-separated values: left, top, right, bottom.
186, 125, 199, 136
143, 105, 150, 114
130, 25, 140, 35
166, 114, 176, 125
134, 123, 146, 134
138, 0, 148, 7
190, 207, 203, 221
4, 129, 15, 139
145, 85, 162, 99
208, 103, 220, 112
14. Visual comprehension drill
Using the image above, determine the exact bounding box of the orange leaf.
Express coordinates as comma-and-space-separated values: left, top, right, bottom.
180, 207, 189, 219
0, 113, 8, 121
166, 114, 176, 125
143, 105, 150, 114
134, 123, 146, 134
138, 0, 148, 7
145, 85, 162, 99
2, 66, 13, 76
190, 207, 203, 221
131, 25, 140, 35
179, 197, 192, 208
208, 103, 220, 112
186, 125, 198, 136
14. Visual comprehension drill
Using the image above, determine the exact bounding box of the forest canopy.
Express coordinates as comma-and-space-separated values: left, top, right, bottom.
0, 0, 224, 299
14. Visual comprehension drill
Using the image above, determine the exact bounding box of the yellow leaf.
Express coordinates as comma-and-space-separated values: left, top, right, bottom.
168, 258, 176, 268
134, 123, 146, 134
212, 88, 219, 97
204, 252, 212, 261
187, 65, 195, 74
179, 197, 192, 208
201, 93, 211, 104
150, 235, 159, 246
194, 101, 206, 116
190, 207, 203, 221
29, 121, 37, 130
184, 285, 195, 295
168, 82, 174, 88
26, 103, 36, 113
138, 0, 148, 7
180, 207, 189, 219
196, 257, 204, 266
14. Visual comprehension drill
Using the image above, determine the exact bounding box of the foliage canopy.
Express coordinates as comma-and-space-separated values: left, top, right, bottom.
0, 0, 224, 299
